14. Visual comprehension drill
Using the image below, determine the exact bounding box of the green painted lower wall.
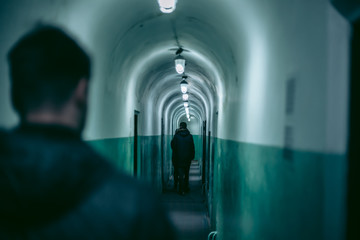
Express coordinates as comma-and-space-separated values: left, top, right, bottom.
163, 135, 173, 185
193, 135, 203, 162
87, 136, 164, 192
87, 135, 347, 240
87, 134, 203, 189
88, 137, 134, 174
139, 136, 162, 191
211, 138, 347, 240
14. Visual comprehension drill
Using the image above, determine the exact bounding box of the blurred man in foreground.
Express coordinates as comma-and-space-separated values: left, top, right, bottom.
0, 25, 175, 240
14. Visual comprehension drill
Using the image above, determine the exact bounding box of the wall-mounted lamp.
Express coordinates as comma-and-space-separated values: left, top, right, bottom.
182, 93, 189, 101
158, 0, 177, 13
180, 76, 188, 93
175, 55, 185, 74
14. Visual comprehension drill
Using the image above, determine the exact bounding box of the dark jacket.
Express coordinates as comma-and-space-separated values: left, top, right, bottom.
171, 128, 195, 167
0, 124, 175, 240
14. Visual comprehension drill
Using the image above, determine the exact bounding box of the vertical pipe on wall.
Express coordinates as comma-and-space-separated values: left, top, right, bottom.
347, 18, 360, 240
134, 110, 139, 177
202, 121, 207, 187
207, 131, 211, 192
161, 117, 165, 191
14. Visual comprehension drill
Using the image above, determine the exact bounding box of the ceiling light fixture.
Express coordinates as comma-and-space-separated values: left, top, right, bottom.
180, 75, 188, 93
183, 100, 189, 108
158, 0, 177, 13
182, 93, 189, 101
185, 107, 189, 115
175, 55, 185, 74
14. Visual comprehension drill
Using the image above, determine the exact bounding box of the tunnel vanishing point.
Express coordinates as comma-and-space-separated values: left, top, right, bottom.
0, 0, 360, 239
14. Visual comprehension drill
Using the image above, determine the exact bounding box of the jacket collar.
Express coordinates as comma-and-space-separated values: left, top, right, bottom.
15, 122, 81, 140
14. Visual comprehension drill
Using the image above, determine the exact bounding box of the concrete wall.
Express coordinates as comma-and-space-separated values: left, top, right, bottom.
211, 2, 350, 239
211, 139, 346, 240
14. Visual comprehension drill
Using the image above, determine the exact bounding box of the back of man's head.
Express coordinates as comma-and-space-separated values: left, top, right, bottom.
180, 122, 187, 129
8, 25, 91, 118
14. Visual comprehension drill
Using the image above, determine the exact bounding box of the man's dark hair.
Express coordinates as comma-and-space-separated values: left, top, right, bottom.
8, 25, 91, 117
180, 122, 187, 129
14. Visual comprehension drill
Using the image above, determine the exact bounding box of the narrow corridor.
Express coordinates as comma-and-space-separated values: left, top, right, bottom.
162, 161, 210, 240
0, 0, 356, 239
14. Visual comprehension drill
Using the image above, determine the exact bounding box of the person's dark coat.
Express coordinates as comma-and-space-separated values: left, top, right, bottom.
171, 128, 195, 167
0, 124, 175, 240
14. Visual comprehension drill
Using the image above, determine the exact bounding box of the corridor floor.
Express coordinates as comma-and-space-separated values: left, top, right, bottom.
162, 161, 210, 240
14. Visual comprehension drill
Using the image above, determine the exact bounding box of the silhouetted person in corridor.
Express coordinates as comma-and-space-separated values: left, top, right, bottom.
171, 122, 195, 195
0, 25, 175, 240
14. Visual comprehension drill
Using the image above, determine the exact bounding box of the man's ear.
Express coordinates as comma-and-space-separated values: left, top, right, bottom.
74, 78, 89, 106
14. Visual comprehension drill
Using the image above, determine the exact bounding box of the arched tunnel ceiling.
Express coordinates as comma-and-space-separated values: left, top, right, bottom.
82, 0, 255, 137
0, 0, 296, 141
0, 0, 352, 153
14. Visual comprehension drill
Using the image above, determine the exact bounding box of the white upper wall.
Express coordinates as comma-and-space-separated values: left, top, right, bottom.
216, 0, 350, 154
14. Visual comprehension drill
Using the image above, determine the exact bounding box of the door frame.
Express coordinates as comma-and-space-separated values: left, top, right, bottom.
134, 110, 140, 177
